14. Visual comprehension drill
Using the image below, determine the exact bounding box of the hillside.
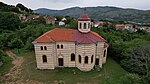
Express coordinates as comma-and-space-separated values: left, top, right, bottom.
34, 6, 150, 24
0, 2, 32, 13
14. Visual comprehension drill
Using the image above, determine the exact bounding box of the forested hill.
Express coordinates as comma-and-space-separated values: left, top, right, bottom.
34, 6, 150, 23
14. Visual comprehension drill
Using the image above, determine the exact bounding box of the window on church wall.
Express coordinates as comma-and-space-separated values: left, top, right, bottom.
41, 46, 43, 50
71, 53, 75, 61
61, 45, 63, 49
91, 55, 94, 63
104, 50, 106, 57
85, 56, 88, 64
44, 46, 47, 50
79, 55, 81, 63
42, 55, 47, 63
57, 45, 59, 49
80, 23, 82, 29
84, 23, 86, 29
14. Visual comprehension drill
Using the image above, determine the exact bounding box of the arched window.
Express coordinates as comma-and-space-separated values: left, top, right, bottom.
57, 45, 59, 49
104, 50, 106, 57
88, 23, 90, 29
91, 55, 94, 63
79, 55, 81, 63
44, 46, 47, 50
84, 23, 86, 29
71, 53, 75, 61
61, 45, 63, 49
80, 23, 82, 29
41, 46, 43, 50
42, 55, 47, 63
85, 56, 88, 64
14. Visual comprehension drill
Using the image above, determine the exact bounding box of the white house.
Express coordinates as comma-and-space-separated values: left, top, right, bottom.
59, 21, 65, 26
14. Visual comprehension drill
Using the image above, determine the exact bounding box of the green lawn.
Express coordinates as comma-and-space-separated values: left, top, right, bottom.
19, 51, 128, 84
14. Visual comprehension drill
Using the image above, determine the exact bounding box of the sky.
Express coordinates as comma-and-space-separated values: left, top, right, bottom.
1, 0, 150, 10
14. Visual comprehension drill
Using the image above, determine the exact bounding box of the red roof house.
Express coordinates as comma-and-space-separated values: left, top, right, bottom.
33, 12, 109, 71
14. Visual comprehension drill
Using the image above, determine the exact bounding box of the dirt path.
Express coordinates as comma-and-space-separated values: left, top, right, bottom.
0, 50, 43, 84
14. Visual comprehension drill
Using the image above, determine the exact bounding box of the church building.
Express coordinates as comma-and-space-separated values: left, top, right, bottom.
32, 12, 109, 71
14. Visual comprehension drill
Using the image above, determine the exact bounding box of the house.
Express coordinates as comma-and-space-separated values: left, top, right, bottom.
62, 17, 67, 21
59, 21, 65, 26
25, 15, 40, 21
32, 12, 109, 71
94, 22, 100, 28
94, 21, 112, 28
44, 16, 55, 25
124, 24, 133, 30
115, 24, 133, 31
144, 27, 150, 33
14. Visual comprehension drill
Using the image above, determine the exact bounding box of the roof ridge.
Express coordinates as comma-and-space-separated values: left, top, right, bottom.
91, 31, 106, 41
45, 35, 55, 42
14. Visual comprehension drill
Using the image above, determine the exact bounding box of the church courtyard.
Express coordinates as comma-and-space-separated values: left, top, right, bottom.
0, 50, 128, 84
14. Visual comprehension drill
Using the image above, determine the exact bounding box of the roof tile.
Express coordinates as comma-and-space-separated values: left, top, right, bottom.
33, 28, 106, 44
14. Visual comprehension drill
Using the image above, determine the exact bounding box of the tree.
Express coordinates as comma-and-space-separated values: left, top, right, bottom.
10, 38, 24, 53
0, 2, 20, 13
29, 16, 46, 25
0, 12, 21, 32
24, 37, 34, 50
121, 44, 150, 76
16, 3, 29, 12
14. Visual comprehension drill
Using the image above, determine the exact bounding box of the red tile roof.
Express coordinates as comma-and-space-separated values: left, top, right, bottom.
115, 24, 125, 27
115, 24, 133, 27
33, 28, 106, 44
125, 24, 133, 26
78, 13, 91, 21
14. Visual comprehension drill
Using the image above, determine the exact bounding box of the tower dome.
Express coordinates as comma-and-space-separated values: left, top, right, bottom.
78, 12, 91, 33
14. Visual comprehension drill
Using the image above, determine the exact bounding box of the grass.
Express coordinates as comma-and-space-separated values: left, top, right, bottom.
18, 51, 128, 84
0, 56, 13, 76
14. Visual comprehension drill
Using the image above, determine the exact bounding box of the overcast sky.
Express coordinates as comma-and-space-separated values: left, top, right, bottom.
1, 0, 150, 10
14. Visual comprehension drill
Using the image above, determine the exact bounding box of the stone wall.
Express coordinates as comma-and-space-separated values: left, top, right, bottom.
76, 44, 96, 71
33, 41, 108, 71
55, 42, 76, 67
34, 43, 55, 69
96, 42, 106, 67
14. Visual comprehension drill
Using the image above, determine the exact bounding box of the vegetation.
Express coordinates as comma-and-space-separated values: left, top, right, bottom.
16, 3, 32, 13
0, 12, 21, 32
0, 50, 13, 76
0, 2, 32, 13
92, 27, 150, 83
0, 2, 20, 13
121, 44, 150, 76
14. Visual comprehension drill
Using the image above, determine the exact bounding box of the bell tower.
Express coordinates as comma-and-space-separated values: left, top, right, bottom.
78, 9, 91, 33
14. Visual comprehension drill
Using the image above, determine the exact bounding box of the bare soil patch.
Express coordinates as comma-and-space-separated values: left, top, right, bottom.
0, 50, 43, 84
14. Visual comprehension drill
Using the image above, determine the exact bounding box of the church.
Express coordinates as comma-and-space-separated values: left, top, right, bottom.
32, 12, 109, 71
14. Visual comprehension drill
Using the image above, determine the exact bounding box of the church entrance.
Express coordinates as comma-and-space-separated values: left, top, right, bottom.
58, 58, 63, 66
95, 58, 99, 65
